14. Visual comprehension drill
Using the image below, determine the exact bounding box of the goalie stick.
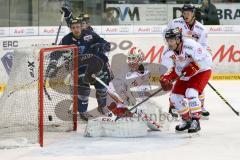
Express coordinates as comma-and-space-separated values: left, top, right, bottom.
92, 74, 124, 104
92, 74, 162, 130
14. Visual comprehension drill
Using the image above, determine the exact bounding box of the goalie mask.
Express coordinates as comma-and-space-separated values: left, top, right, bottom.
127, 47, 144, 71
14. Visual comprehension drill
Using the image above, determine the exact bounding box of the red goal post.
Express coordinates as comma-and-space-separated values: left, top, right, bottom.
39, 45, 78, 147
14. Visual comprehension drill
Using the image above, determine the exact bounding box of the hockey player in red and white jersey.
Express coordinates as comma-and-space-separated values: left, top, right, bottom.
160, 28, 212, 133
166, 3, 208, 49
166, 3, 210, 119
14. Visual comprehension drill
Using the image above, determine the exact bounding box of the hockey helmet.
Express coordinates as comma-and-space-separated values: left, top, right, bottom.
165, 28, 182, 40
80, 13, 90, 23
182, 4, 196, 13
69, 17, 82, 27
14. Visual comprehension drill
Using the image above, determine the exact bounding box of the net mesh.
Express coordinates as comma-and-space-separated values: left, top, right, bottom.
0, 46, 78, 148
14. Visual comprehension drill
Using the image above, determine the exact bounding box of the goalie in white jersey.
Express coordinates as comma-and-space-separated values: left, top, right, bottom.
160, 28, 212, 133
166, 3, 210, 119
107, 47, 167, 130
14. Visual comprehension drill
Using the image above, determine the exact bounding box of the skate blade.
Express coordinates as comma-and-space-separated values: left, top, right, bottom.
175, 130, 188, 134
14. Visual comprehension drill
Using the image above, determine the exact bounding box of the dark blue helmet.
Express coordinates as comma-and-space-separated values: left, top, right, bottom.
182, 4, 195, 13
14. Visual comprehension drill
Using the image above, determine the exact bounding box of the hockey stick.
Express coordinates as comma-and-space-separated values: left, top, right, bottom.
92, 74, 162, 130
43, 67, 52, 101
53, 0, 72, 45
53, 10, 65, 45
7, 79, 38, 97
115, 74, 184, 121
207, 82, 239, 116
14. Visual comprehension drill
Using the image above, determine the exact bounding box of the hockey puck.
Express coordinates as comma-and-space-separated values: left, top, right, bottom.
48, 115, 53, 121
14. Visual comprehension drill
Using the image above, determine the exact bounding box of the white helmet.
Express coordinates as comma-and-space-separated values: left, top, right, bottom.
127, 47, 144, 71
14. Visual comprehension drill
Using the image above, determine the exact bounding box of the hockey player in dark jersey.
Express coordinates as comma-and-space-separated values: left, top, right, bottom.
60, 17, 112, 121
61, 5, 114, 82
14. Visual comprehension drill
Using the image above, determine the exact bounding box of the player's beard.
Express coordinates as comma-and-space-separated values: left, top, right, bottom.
73, 31, 81, 39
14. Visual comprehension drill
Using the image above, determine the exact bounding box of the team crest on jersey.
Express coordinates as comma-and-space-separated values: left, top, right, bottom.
83, 35, 93, 41
192, 32, 200, 40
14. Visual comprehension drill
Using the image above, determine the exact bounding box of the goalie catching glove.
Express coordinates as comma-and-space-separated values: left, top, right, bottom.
107, 102, 134, 117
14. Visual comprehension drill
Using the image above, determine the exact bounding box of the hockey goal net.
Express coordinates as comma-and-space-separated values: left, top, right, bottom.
0, 45, 78, 148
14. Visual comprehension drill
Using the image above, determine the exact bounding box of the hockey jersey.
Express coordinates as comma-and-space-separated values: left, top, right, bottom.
161, 38, 212, 81
109, 68, 152, 106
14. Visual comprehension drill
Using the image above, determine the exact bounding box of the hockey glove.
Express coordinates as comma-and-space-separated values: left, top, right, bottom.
102, 42, 111, 52
89, 43, 109, 63
160, 69, 178, 91
182, 62, 200, 77
61, 6, 72, 18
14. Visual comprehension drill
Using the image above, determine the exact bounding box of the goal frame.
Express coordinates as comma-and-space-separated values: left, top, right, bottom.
39, 45, 78, 147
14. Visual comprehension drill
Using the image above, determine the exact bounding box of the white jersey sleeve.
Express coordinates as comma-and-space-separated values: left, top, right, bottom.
194, 22, 208, 49
161, 50, 175, 73
183, 39, 212, 72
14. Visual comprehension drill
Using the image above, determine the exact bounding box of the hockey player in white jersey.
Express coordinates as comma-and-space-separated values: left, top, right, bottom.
160, 28, 212, 133
166, 3, 210, 119
166, 3, 208, 49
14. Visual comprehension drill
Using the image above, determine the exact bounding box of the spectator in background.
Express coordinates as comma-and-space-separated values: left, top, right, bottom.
200, 0, 220, 25
102, 8, 119, 25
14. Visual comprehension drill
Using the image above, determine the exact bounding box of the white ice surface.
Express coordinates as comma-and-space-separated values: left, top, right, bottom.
0, 80, 240, 160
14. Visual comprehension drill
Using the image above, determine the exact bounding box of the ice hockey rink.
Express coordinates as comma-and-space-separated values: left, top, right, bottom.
0, 80, 239, 160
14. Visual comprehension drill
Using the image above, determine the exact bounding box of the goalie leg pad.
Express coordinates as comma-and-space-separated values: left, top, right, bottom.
84, 117, 148, 137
